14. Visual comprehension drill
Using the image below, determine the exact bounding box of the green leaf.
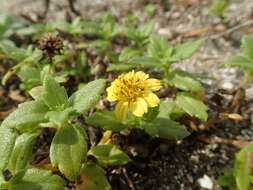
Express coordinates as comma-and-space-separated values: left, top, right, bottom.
0, 172, 9, 189
86, 111, 127, 132
137, 21, 154, 37
225, 55, 253, 71
50, 124, 87, 180
166, 70, 204, 92
158, 100, 177, 118
88, 144, 130, 167
209, 0, 229, 17
0, 126, 17, 170
106, 63, 136, 72
46, 107, 76, 127
17, 66, 41, 90
176, 93, 208, 121
172, 40, 203, 62
1, 100, 49, 132
9, 168, 66, 190
68, 79, 106, 114
119, 48, 141, 62
9, 133, 38, 174
29, 86, 44, 100
148, 35, 173, 61
129, 56, 162, 68
234, 144, 253, 190
218, 169, 236, 189
144, 4, 156, 16
242, 35, 253, 61
42, 76, 68, 111
143, 106, 159, 121
24, 48, 43, 64
77, 163, 111, 190
0, 41, 17, 56
140, 118, 190, 140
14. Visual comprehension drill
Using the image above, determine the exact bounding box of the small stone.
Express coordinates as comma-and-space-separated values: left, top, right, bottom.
197, 175, 213, 190
220, 81, 234, 91
171, 11, 181, 19
157, 28, 174, 39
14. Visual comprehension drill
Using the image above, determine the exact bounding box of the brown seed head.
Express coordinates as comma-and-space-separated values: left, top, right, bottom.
36, 33, 64, 61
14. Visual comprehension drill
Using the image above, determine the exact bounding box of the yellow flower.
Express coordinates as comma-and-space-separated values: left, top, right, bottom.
107, 70, 161, 120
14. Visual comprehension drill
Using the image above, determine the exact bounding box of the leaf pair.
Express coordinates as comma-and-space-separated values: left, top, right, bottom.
87, 101, 190, 140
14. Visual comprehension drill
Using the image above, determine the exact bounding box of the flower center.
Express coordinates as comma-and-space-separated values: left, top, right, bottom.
117, 77, 146, 102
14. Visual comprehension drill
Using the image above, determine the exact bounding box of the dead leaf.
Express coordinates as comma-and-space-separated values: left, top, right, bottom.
219, 113, 243, 121
197, 136, 251, 149
9, 90, 26, 102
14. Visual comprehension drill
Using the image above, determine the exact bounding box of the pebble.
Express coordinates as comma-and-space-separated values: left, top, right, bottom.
157, 28, 174, 39
197, 175, 214, 190
170, 11, 181, 19
220, 81, 234, 91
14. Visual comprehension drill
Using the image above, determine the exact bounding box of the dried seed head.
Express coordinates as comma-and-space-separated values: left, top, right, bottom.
36, 33, 64, 61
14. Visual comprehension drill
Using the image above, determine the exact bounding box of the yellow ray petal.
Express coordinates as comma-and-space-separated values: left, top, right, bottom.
130, 98, 148, 117
144, 92, 160, 107
106, 86, 118, 102
145, 78, 161, 91
115, 101, 129, 121
135, 71, 149, 80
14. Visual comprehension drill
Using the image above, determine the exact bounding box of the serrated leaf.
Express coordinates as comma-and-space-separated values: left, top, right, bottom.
42, 76, 68, 111
225, 55, 253, 71
176, 93, 208, 121
68, 79, 105, 114
0, 126, 17, 170
77, 163, 111, 190
172, 39, 203, 61
88, 144, 130, 167
9, 133, 38, 174
241, 35, 253, 61
86, 111, 127, 132
166, 70, 204, 92
9, 168, 66, 190
1, 100, 49, 132
50, 124, 87, 180
140, 118, 190, 140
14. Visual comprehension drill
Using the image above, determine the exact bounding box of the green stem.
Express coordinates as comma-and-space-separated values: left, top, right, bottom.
163, 64, 169, 78
162, 64, 170, 87
241, 72, 253, 89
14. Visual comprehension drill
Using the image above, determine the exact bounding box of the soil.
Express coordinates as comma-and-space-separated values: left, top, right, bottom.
0, 0, 253, 190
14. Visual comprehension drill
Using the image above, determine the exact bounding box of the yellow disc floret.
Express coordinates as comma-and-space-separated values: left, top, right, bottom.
107, 70, 161, 120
